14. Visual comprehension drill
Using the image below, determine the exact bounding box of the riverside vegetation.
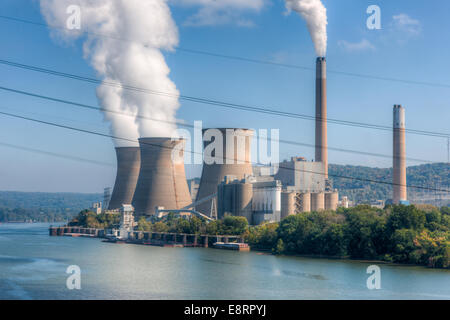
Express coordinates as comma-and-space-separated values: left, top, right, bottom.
69, 204, 449, 269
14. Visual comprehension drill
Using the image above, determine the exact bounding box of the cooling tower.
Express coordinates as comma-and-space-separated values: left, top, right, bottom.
196, 128, 254, 216
311, 192, 325, 211
132, 138, 191, 216
393, 105, 407, 204
315, 57, 328, 179
325, 192, 339, 211
108, 147, 141, 210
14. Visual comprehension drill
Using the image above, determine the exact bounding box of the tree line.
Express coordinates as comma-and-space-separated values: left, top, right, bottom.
68, 205, 449, 269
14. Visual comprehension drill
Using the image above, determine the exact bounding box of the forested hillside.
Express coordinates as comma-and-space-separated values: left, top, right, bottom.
0, 191, 102, 222
329, 163, 450, 205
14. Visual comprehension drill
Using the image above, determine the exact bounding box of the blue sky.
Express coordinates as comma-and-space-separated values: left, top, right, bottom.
0, 0, 449, 193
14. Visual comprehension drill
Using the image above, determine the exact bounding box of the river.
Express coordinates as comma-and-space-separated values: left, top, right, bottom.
0, 223, 449, 300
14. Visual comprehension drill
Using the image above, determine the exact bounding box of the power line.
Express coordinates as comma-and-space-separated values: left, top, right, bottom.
0, 108, 448, 194
0, 141, 114, 167
0, 85, 437, 164
2, 14, 450, 89
0, 58, 449, 139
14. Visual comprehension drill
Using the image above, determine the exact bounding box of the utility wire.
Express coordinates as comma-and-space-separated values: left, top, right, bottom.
0, 141, 114, 167
0, 108, 448, 193
2, 14, 450, 89
0, 58, 449, 139
0, 85, 437, 164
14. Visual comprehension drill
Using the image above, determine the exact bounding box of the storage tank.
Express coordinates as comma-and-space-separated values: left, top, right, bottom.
196, 128, 254, 216
299, 193, 311, 213
108, 147, 141, 210
281, 191, 296, 219
325, 192, 339, 211
132, 138, 191, 216
217, 178, 253, 223
311, 192, 325, 211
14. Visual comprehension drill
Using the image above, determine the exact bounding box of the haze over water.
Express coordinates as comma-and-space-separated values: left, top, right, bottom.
0, 223, 449, 300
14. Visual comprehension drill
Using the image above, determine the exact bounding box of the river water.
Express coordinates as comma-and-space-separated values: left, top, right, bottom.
0, 223, 449, 300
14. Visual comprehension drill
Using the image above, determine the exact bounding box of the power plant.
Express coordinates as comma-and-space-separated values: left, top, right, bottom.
131, 138, 192, 217
108, 147, 141, 210
393, 105, 408, 204
102, 58, 411, 225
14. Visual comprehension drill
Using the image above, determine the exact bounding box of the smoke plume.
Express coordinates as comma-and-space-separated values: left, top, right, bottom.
40, 0, 180, 147
284, 0, 328, 57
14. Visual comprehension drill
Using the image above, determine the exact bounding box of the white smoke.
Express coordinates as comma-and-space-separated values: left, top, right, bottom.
40, 0, 180, 147
284, 0, 328, 57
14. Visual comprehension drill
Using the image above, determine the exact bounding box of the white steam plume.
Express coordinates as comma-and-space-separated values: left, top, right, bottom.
40, 0, 180, 147
284, 0, 328, 57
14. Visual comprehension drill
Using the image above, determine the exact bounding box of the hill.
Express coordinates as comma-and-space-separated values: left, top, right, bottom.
329, 163, 450, 206
0, 191, 102, 222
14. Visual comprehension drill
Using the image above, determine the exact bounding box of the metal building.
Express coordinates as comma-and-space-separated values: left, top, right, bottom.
252, 179, 282, 225
274, 157, 326, 192
132, 138, 191, 216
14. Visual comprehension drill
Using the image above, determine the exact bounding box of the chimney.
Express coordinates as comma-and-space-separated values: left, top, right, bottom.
195, 128, 254, 216
132, 138, 191, 216
393, 105, 407, 204
315, 57, 328, 179
108, 147, 141, 210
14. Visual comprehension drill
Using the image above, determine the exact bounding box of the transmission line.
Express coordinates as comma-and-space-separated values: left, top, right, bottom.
0, 58, 448, 139
0, 85, 437, 164
0, 108, 448, 193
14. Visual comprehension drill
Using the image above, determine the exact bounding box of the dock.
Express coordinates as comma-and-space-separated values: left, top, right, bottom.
49, 226, 248, 250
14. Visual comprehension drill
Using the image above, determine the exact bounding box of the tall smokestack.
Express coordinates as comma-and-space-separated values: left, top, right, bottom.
108, 147, 141, 210
132, 138, 191, 216
315, 57, 328, 178
196, 128, 254, 216
393, 105, 407, 204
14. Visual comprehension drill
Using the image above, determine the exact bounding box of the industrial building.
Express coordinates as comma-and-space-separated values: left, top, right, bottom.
217, 175, 281, 225
274, 157, 326, 192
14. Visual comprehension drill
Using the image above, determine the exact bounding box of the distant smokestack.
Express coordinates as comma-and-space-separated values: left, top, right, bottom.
315, 57, 328, 178
132, 138, 191, 216
196, 128, 254, 216
393, 105, 407, 204
108, 147, 141, 210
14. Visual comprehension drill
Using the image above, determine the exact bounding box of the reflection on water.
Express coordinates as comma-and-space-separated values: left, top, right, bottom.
0, 223, 449, 300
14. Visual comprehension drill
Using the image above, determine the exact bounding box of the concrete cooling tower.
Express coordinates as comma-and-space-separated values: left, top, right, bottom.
196, 128, 254, 216
108, 147, 141, 210
132, 138, 192, 216
315, 57, 328, 179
